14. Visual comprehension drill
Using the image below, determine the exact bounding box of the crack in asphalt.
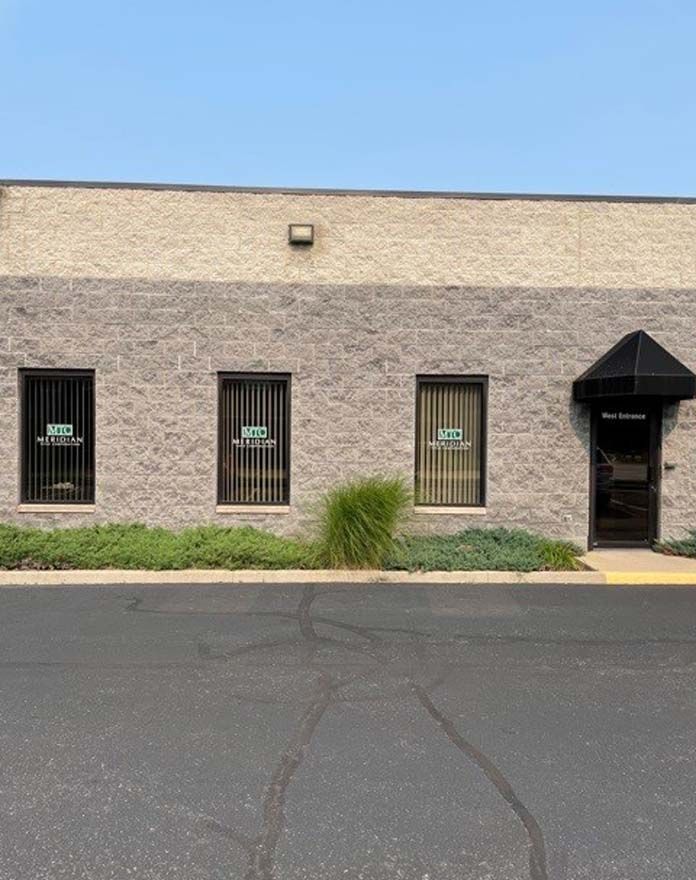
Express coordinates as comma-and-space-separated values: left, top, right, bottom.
297, 586, 319, 642
412, 683, 549, 880
201, 818, 255, 851
123, 588, 552, 877
125, 594, 422, 641
14, 586, 696, 878
454, 633, 696, 648
126, 599, 390, 646
0, 659, 206, 670
251, 610, 384, 643
197, 591, 342, 878
245, 672, 333, 880
127, 596, 695, 649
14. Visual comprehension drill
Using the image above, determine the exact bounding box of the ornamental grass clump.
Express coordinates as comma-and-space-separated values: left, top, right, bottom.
314, 475, 411, 569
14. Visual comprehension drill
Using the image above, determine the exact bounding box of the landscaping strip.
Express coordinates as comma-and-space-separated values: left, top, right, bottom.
0, 523, 583, 573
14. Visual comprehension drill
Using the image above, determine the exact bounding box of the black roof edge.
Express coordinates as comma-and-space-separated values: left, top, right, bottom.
2, 178, 696, 204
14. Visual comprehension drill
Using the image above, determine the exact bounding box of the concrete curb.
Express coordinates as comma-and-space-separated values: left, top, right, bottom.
0, 568, 608, 587
1, 569, 695, 587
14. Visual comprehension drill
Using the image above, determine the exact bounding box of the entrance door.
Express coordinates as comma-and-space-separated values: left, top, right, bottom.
591, 403, 660, 547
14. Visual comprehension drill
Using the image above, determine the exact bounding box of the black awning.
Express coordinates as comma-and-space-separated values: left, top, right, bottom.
573, 330, 696, 401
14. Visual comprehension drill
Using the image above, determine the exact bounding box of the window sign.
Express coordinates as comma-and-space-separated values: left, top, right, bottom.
415, 377, 487, 507
437, 428, 463, 441
47, 424, 74, 437
241, 425, 269, 440
236, 426, 275, 448
39, 423, 82, 448
219, 375, 290, 505
21, 371, 95, 504
433, 427, 471, 449
600, 411, 647, 421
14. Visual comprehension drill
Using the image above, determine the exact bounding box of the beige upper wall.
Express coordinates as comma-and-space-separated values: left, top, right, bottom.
1, 183, 696, 288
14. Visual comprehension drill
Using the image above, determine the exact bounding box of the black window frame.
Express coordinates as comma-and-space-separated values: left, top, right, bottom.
19, 368, 96, 505
217, 372, 292, 506
414, 375, 488, 508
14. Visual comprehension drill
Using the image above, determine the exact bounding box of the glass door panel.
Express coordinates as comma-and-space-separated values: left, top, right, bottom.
594, 407, 653, 544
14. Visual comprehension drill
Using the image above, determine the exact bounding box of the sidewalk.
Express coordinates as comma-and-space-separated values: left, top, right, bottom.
581, 549, 696, 584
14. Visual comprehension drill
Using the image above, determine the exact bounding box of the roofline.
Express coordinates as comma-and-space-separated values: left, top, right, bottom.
2, 177, 696, 205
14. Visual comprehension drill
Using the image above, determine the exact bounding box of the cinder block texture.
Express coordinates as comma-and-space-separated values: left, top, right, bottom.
1, 274, 695, 546
3, 184, 696, 288
3, 184, 696, 544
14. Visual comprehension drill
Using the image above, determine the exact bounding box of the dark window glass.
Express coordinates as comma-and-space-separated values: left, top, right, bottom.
21, 371, 95, 504
594, 407, 652, 544
218, 374, 290, 505
415, 377, 487, 507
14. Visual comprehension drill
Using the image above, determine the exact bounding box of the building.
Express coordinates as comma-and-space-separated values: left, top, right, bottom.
1, 179, 696, 549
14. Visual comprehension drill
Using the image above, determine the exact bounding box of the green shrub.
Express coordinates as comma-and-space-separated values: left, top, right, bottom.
0, 519, 581, 573
0, 523, 314, 571
656, 530, 696, 558
385, 527, 582, 572
176, 525, 314, 570
314, 475, 411, 569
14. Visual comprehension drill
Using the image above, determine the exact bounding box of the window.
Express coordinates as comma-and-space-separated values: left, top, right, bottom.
20, 370, 96, 504
218, 374, 291, 505
415, 376, 487, 507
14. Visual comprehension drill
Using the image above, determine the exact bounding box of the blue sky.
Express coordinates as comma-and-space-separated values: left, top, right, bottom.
1, 1, 695, 195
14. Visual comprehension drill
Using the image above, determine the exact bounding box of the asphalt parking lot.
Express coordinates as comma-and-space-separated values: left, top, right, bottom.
1, 582, 695, 879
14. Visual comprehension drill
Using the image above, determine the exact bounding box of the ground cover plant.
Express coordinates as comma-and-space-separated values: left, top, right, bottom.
384, 527, 582, 572
656, 530, 696, 558
0, 523, 314, 571
0, 522, 582, 572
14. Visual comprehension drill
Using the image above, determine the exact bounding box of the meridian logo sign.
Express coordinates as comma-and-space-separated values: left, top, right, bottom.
234, 425, 276, 447
437, 428, 463, 441
37, 424, 83, 447
47, 424, 73, 437
430, 427, 471, 450
241, 426, 268, 439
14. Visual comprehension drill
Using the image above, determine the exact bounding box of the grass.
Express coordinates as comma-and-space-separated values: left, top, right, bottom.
0, 523, 314, 571
384, 527, 582, 572
656, 530, 696, 558
314, 475, 411, 569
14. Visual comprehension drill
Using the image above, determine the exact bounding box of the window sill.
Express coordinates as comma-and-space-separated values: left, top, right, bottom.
414, 506, 487, 516
17, 504, 96, 514
216, 505, 290, 515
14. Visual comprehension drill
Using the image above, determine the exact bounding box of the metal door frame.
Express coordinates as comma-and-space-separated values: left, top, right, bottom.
588, 399, 661, 549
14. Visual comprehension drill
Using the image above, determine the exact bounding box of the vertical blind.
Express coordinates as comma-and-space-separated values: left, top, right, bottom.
415, 379, 485, 506
21, 371, 95, 504
218, 375, 290, 505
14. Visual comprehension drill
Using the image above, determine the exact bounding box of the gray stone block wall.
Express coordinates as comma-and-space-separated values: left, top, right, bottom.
1, 275, 695, 546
